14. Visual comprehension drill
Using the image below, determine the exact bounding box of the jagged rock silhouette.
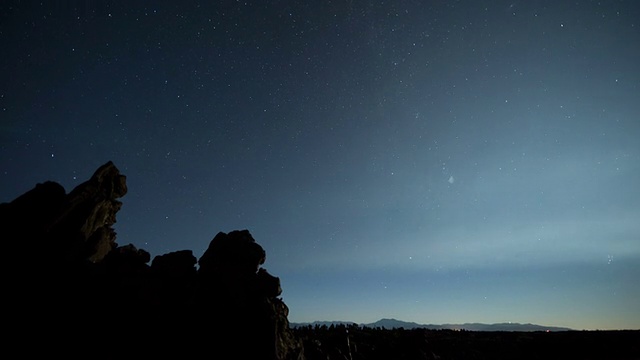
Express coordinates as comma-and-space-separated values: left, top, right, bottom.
2, 162, 639, 360
0, 161, 304, 359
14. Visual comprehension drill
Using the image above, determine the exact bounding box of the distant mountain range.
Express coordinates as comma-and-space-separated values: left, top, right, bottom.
291, 318, 573, 332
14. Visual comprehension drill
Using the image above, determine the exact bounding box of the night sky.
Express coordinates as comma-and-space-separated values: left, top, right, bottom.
2, 1, 639, 331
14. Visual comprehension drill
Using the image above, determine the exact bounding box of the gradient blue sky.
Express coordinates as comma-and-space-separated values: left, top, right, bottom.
1, 1, 639, 330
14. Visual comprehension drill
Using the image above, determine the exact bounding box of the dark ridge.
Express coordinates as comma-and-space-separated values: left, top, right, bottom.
293, 323, 640, 360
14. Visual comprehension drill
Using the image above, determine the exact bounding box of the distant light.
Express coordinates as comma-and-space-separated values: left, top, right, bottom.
448, 175, 455, 184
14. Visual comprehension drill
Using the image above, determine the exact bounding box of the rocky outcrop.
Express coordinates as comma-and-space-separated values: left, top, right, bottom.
195, 230, 301, 359
1, 161, 126, 268
0, 161, 304, 359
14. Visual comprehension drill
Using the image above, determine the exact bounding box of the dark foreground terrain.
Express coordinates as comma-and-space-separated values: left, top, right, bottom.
2, 161, 638, 359
294, 324, 640, 360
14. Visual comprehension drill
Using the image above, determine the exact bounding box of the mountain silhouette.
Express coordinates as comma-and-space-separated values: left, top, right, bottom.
292, 318, 573, 332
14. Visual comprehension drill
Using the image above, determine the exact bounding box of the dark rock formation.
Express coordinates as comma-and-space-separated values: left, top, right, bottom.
194, 230, 299, 359
0, 161, 304, 359
1, 161, 126, 269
